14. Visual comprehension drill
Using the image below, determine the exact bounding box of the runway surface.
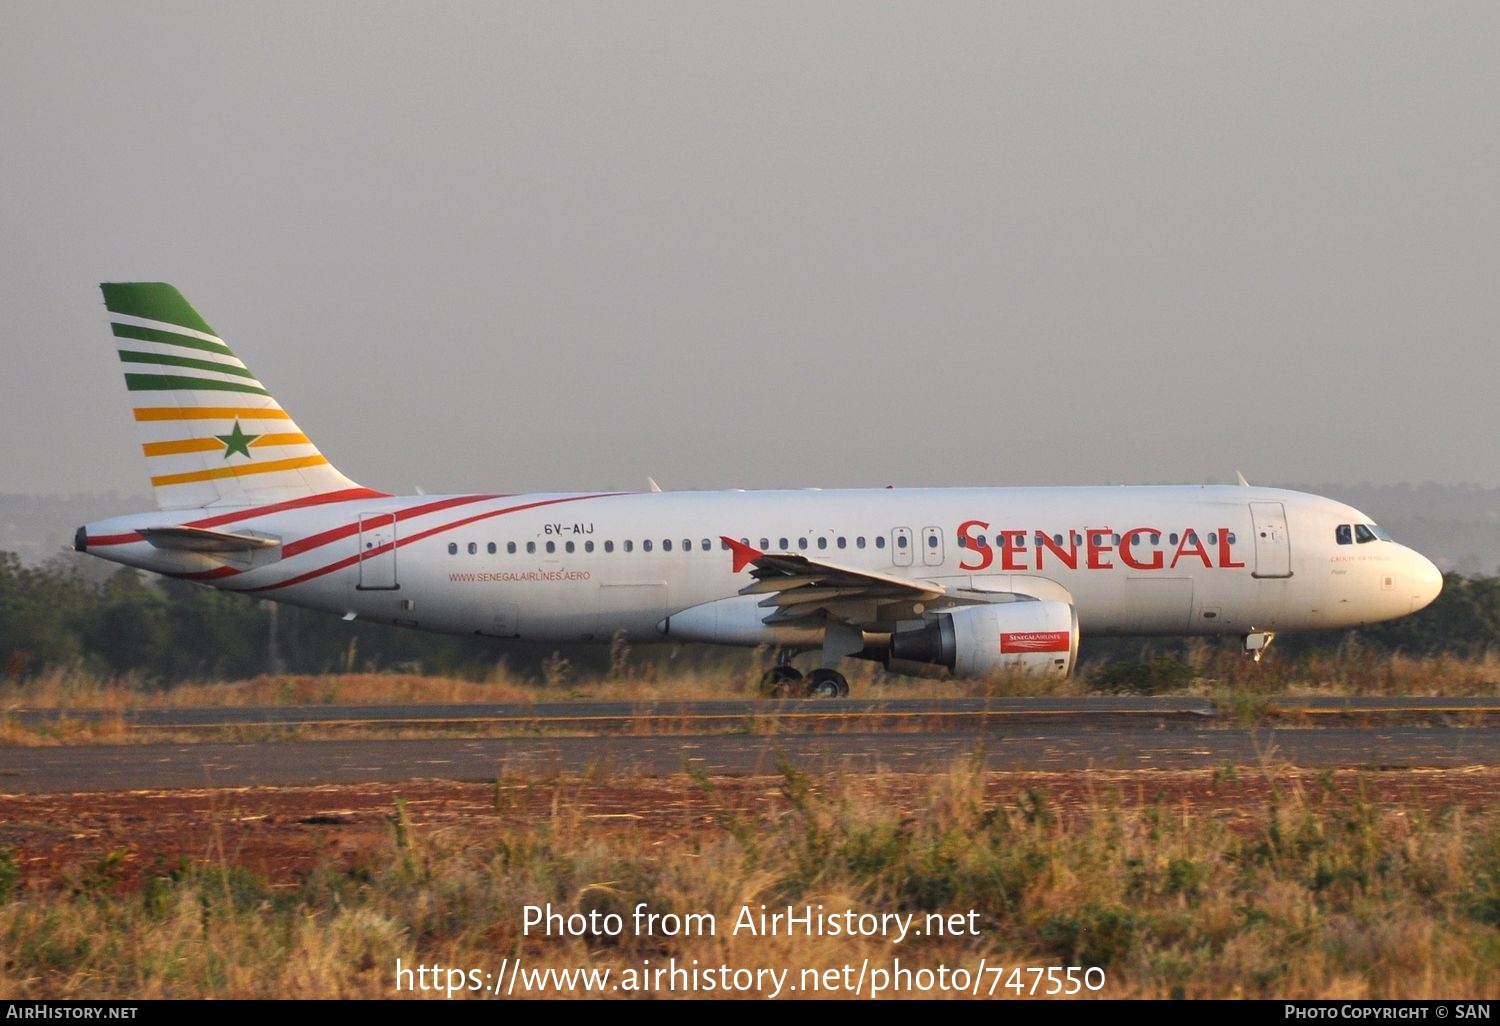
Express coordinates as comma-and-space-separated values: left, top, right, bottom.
2, 696, 1495, 793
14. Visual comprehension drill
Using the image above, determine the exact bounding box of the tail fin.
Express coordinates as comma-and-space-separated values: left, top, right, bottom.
101, 282, 372, 510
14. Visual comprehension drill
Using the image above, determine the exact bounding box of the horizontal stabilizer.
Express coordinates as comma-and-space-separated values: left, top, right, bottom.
138, 525, 281, 553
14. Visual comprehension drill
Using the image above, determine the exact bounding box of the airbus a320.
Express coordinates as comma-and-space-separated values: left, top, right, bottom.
76, 283, 1443, 696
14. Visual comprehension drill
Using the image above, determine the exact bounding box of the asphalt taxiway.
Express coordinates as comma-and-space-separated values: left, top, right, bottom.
2, 696, 1494, 793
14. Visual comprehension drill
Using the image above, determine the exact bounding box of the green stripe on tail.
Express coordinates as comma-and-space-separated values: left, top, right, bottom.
101, 283, 216, 335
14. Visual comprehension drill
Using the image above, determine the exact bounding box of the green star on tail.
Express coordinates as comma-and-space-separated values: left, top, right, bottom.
216, 420, 260, 460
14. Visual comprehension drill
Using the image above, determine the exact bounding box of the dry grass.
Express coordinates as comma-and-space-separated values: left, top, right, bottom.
1, 655, 1493, 998
0, 647, 1493, 746
0, 761, 1494, 999
2, 645, 1494, 714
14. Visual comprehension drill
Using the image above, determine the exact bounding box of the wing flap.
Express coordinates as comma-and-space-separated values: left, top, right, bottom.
756, 586, 878, 608
720, 535, 947, 629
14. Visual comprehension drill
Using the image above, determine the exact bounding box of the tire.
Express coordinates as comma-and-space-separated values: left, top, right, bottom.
760, 664, 803, 698
806, 668, 848, 699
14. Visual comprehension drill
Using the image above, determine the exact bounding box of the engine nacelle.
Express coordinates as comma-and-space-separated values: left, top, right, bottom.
886, 601, 1078, 678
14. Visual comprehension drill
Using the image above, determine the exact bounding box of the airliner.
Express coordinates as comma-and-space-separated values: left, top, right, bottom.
75, 283, 1443, 696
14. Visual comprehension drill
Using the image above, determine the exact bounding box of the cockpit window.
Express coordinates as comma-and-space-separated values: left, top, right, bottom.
1339, 522, 1391, 544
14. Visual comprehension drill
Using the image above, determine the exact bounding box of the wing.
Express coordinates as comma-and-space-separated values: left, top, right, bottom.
721, 536, 948, 628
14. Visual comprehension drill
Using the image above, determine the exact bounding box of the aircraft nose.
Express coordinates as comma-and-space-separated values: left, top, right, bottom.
1407, 548, 1444, 613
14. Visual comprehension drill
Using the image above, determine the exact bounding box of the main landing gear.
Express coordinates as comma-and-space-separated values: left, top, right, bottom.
758, 657, 849, 699
807, 667, 850, 698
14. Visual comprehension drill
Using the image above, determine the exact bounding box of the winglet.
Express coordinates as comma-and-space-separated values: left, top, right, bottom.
722, 535, 762, 574
1236, 470, 1251, 487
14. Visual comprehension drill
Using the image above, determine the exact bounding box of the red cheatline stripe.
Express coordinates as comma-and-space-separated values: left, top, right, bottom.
241, 493, 617, 593
280, 493, 502, 558
174, 566, 240, 581
175, 495, 506, 579
184, 488, 395, 529
82, 488, 395, 549
84, 532, 144, 547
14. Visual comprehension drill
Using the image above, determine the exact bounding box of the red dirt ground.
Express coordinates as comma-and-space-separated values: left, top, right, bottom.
2, 767, 1495, 894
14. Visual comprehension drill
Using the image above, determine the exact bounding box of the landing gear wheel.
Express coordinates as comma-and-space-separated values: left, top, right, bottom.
760, 664, 804, 698
806, 668, 849, 699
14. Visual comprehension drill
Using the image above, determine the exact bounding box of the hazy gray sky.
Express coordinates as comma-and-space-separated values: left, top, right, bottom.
4, 3, 1497, 500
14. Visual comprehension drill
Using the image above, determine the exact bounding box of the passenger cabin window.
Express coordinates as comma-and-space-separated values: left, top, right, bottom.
447, 542, 457, 555
545, 541, 555, 554
604, 540, 614, 553
527, 541, 536, 554
624, 540, 633, 553
875, 536, 886, 549
643, 540, 653, 552
565, 541, 575, 553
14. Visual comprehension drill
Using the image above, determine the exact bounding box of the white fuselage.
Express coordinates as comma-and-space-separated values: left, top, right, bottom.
80, 484, 1442, 654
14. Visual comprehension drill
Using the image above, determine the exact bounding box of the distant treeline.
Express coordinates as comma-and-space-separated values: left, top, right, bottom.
1, 550, 1497, 686
0, 552, 536, 685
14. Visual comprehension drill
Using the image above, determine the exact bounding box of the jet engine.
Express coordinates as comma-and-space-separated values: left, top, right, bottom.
885, 601, 1078, 678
